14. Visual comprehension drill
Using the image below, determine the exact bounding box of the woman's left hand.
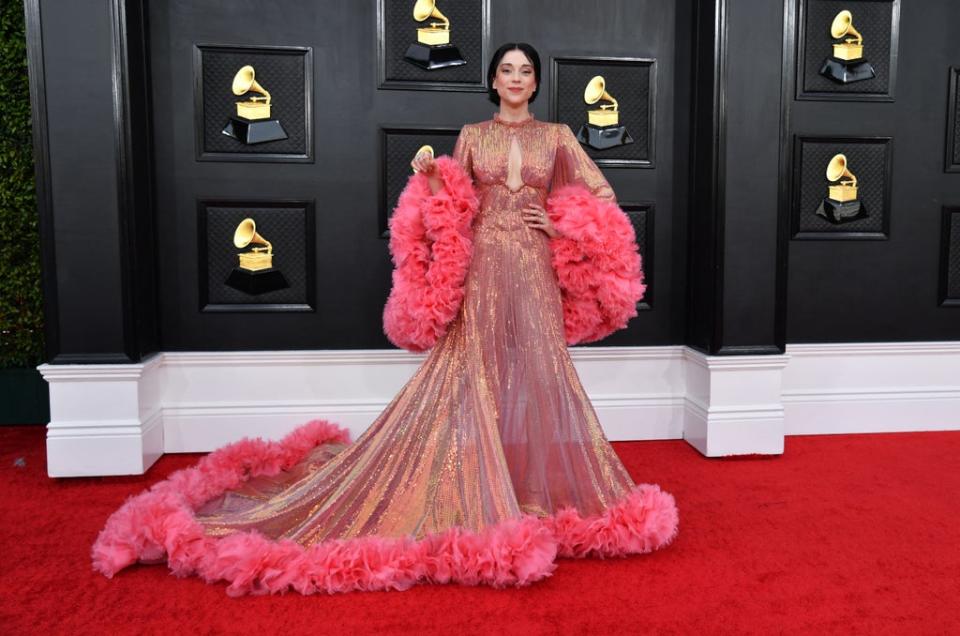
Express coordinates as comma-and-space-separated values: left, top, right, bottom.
522, 203, 562, 238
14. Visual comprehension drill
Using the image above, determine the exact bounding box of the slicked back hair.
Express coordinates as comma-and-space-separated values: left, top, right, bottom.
486, 42, 541, 106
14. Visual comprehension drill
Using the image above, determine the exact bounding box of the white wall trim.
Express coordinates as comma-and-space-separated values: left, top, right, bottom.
37, 341, 960, 476
782, 341, 960, 436
155, 345, 688, 452
41, 354, 164, 477
681, 348, 789, 456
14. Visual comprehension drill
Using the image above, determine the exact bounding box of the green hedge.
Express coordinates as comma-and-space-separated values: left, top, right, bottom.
0, 0, 44, 369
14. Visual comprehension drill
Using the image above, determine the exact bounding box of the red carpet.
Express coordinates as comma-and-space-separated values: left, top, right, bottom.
1, 426, 958, 635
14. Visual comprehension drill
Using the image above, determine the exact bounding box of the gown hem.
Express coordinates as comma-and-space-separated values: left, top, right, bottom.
92, 420, 679, 596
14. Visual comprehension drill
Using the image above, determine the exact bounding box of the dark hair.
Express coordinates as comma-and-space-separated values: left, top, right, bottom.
486, 42, 541, 106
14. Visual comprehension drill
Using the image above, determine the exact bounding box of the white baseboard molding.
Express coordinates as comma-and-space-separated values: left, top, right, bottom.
38, 346, 688, 474
37, 341, 960, 476
161, 393, 688, 453
783, 342, 960, 435
683, 398, 786, 456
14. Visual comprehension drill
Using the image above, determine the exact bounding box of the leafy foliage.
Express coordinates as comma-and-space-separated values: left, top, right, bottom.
0, 1, 44, 368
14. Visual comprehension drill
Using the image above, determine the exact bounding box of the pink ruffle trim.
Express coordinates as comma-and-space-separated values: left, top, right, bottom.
91, 421, 678, 596
382, 156, 479, 352
547, 185, 646, 345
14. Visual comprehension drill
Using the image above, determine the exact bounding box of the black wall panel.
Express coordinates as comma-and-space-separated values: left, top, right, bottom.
31, 1, 958, 364
26, 0, 160, 363
685, 0, 785, 355
719, 0, 784, 352
783, 0, 960, 343
36, 1, 125, 360
146, 0, 690, 351
685, 0, 722, 354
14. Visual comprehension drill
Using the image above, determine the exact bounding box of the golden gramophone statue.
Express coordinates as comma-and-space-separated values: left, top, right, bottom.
576, 75, 634, 150
819, 10, 877, 84
403, 0, 466, 70
224, 217, 290, 295
815, 153, 869, 224
221, 65, 289, 145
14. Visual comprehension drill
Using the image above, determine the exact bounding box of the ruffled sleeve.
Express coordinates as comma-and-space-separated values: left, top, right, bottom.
551, 124, 616, 203
546, 125, 645, 345
382, 126, 480, 352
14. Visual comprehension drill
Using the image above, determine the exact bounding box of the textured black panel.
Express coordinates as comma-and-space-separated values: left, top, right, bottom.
793, 137, 891, 237
197, 45, 309, 156
199, 201, 313, 309
949, 68, 960, 170
379, 0, 485, 87
141, 0, 686, 350
800, 0, 894, 96
623, 203, 654, 310
949, 213, 960, 298
380, 127, 459, 237
952, 82, 960, 164
551, 57, 654, 166
954, 77, 960, 165
943, 208, 960, 303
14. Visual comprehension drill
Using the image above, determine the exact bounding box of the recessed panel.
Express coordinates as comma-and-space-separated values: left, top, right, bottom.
379, 126, 459, 238
198, 199, 315, 311
796, 0, 900, 101
194, 44, 312, 162
550, 56, 656, 167
791, 136, 892, 239
377, 0, 488, 91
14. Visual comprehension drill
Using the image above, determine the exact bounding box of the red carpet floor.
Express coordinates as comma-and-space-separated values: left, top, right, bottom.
1, 425, 958, 635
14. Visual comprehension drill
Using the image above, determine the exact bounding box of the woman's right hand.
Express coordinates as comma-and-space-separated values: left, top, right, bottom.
410, 145, 437, 176
411, 145, 442, 195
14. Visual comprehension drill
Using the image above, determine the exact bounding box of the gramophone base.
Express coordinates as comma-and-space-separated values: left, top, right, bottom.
815, 198, 868, 224
403, 43, 467, 70
819, 57, 877, 84
576, 123, 634, 150
222, 117, 289, 145
224, 267, 290, 295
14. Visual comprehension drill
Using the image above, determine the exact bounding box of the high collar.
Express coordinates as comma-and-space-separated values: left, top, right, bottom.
493, 112, 536, 128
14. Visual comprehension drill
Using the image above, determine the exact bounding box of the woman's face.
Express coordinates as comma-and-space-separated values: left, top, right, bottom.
492, 49, 537, 108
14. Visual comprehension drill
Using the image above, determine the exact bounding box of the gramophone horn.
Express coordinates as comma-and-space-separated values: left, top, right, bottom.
825, 153, 846, 181
826, 153, 857, 187
584, 75, 606, 103
830, 10, 863, 44
413, 0, 450, 28
233, 218, 273, 253
231, 65, 271, 104
583, 75, 619, 111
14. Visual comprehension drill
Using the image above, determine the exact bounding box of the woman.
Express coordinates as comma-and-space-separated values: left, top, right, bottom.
92, 43, 678, 597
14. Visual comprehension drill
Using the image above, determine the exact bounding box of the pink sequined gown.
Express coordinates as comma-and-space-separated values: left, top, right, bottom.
193, 113, 636, 542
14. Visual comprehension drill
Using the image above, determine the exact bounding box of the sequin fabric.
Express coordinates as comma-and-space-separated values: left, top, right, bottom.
195, 113, 635, 544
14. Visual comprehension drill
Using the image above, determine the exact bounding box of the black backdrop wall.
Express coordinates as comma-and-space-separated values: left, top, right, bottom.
148, 0, 690, 351
24, 0, 960, 364
782, 0, 960, 342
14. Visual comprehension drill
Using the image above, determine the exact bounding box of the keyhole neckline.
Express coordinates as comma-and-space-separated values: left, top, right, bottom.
504, 135, 524, 193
